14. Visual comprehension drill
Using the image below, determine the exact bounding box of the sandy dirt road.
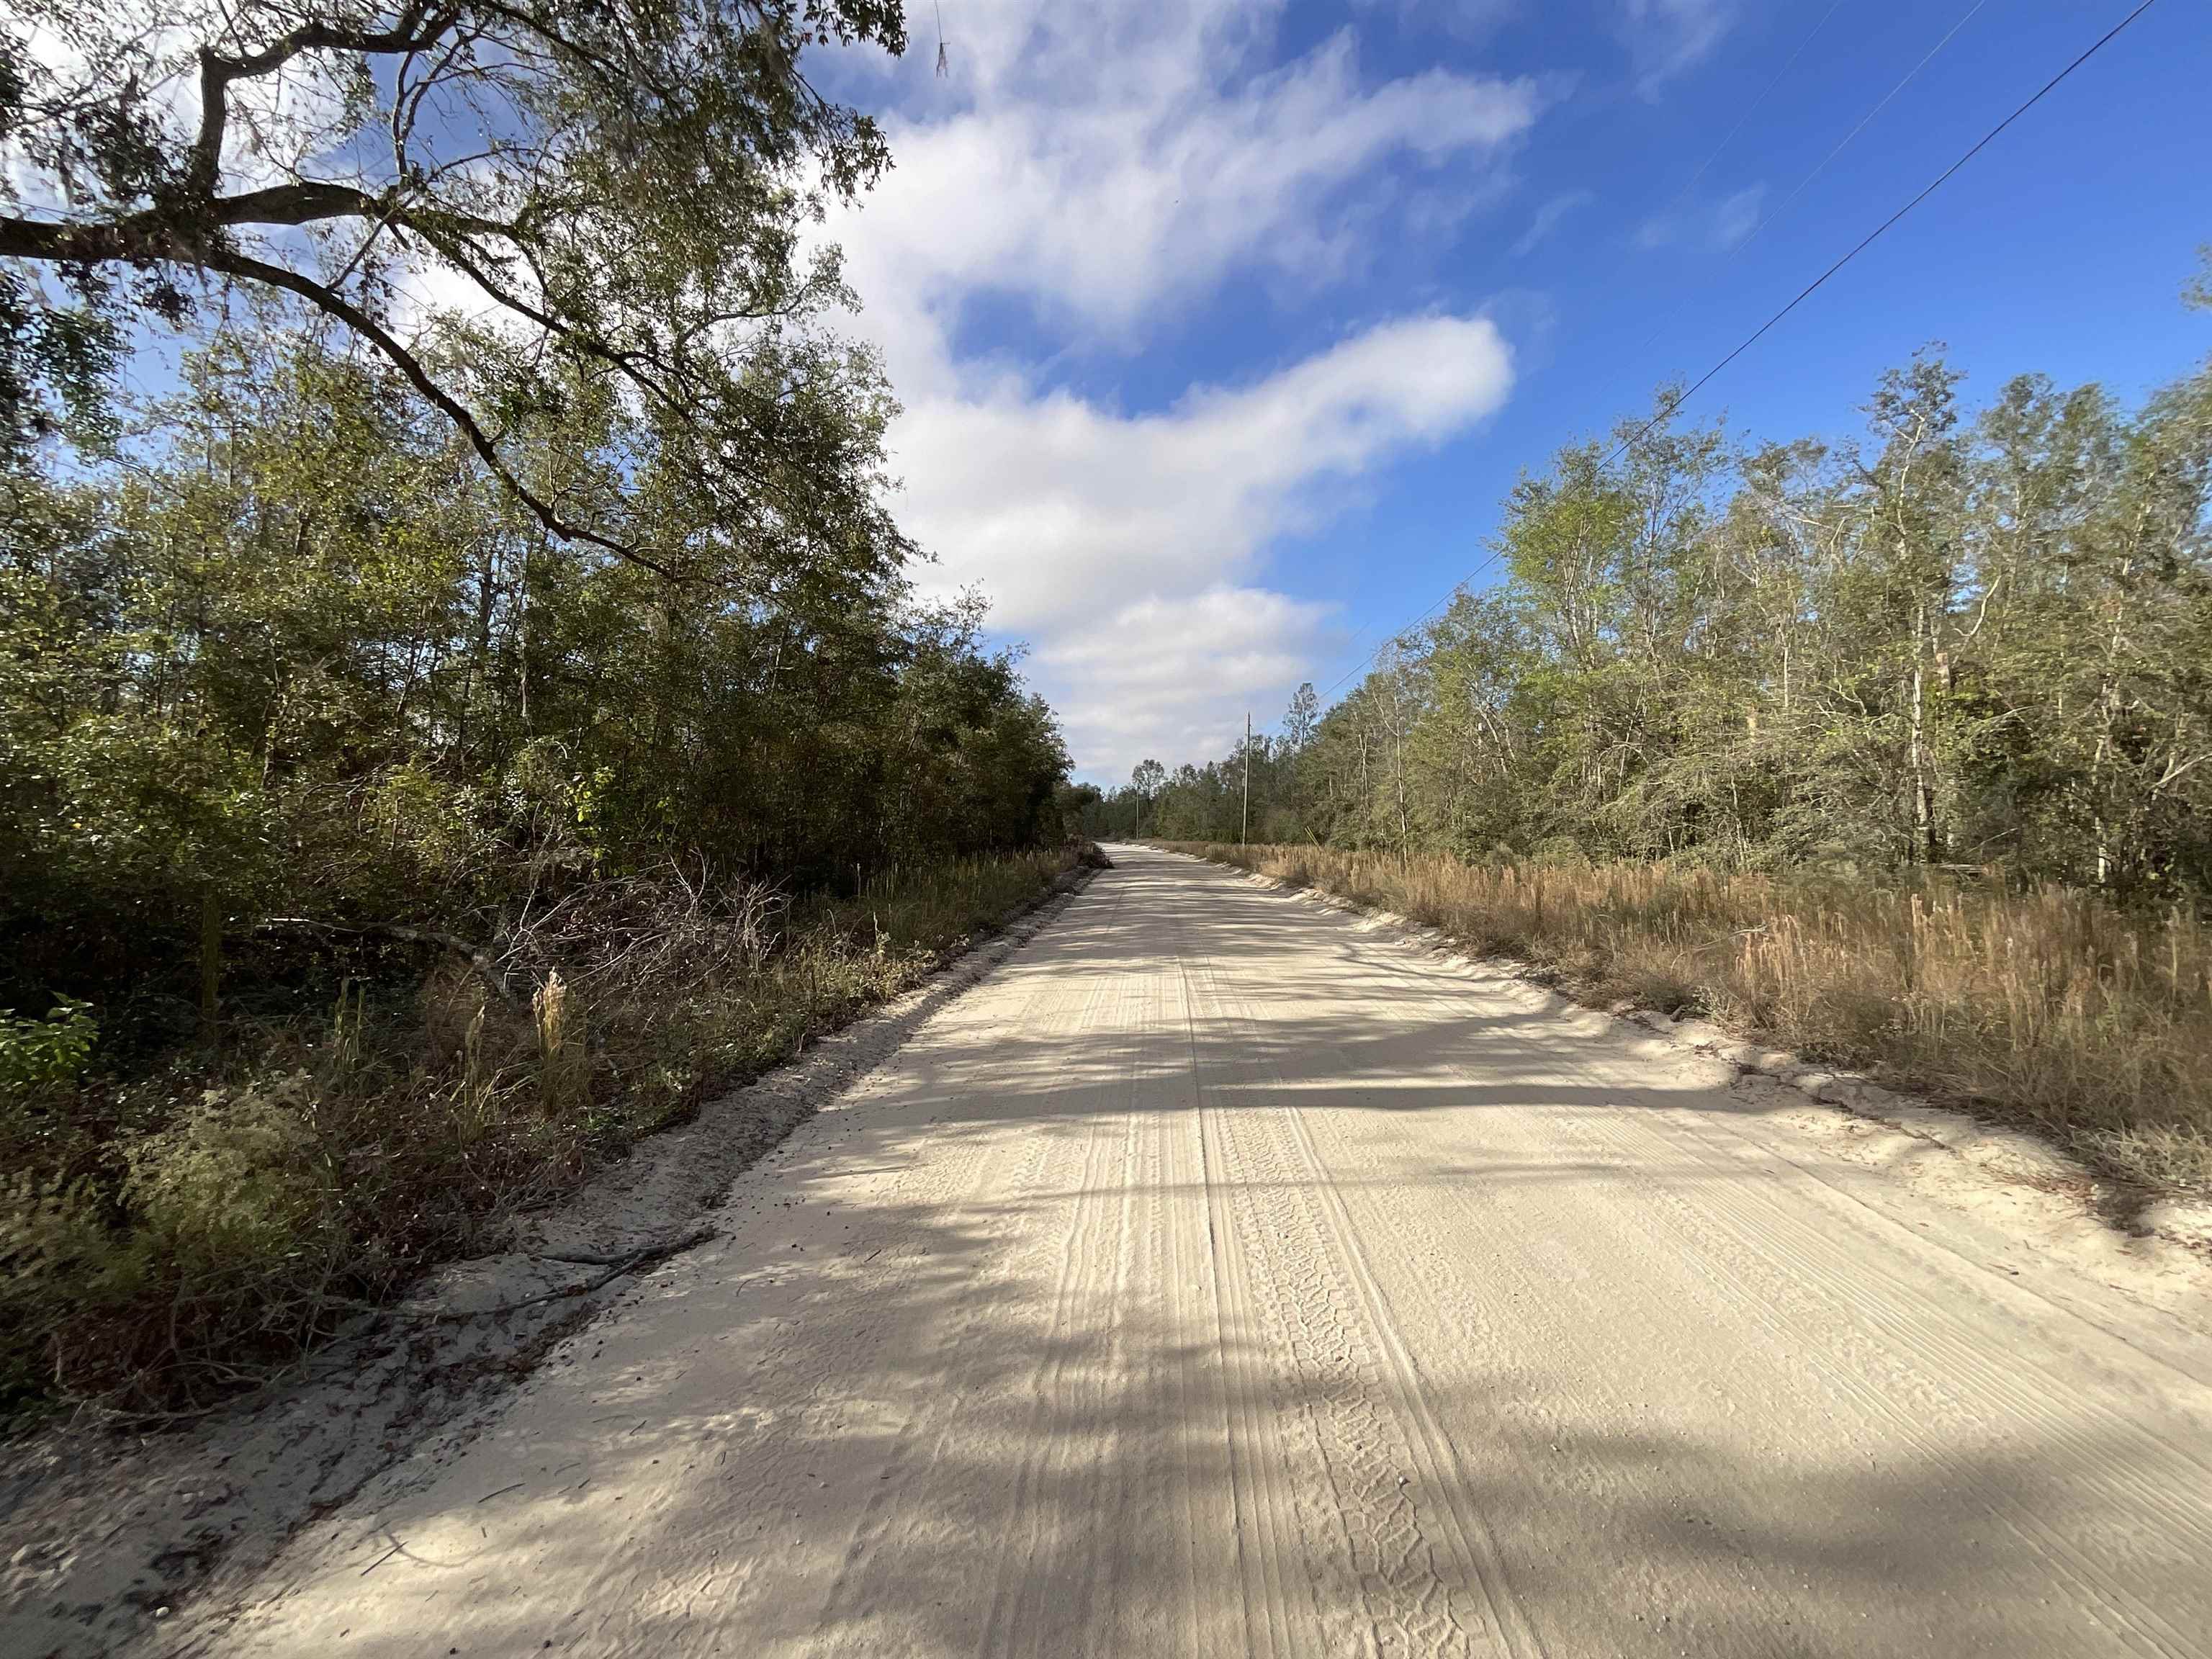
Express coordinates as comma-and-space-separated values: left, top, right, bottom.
194, 845, 2212, 1658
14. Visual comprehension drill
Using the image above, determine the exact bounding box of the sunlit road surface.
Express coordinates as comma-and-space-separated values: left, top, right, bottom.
206, 844, 2212, 1658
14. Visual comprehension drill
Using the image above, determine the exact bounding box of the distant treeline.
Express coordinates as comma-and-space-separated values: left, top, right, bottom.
1093, 328, 2212, 897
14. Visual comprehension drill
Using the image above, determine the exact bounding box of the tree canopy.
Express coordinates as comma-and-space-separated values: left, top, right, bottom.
0, 0, 1084, 1029
0, 9, 1093, 1411
0, 0, 904, 570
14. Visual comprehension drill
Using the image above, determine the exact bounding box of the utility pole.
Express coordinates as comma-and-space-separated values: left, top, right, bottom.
1241, 711, 1251, 845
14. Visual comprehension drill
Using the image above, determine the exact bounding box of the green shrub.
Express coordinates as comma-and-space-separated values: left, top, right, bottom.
122, 1074, 341, 1289
0, 999, 97, 1094
0, 1172, 143, 1407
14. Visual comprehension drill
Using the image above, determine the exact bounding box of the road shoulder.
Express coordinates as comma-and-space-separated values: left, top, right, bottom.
0, 870, 1100, 1659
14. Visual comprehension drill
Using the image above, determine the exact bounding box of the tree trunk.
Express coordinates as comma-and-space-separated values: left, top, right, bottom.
1908, 598, 1938, 866
199, 886, 222, 1042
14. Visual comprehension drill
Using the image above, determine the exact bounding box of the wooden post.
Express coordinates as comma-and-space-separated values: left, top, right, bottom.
1241, 711, 1251, 845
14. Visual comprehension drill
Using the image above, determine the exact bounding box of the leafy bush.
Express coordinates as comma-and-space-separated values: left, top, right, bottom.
122, 1076, 341, 1294
0, 1000, 96, 1093
0, 1172, 135, 1407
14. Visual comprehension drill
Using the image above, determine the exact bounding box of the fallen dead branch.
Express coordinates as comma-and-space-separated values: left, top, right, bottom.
260, 916, 519, 1004
436, 1228, 721, 1322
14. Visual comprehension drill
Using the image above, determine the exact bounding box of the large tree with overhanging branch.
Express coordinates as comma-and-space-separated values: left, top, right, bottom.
0, 0, 908, 574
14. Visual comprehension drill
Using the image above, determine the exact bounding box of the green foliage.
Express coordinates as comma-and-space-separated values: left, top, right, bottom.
121, 1075, 340, 1290
0, 2, 1076, 1412
0, 1170, 133, 1407
0, 998, 94, 1092
1, 331, 1067, 1022
1, 0, 907, 554
1104, 328, 2212, 901
0, 266, 122, 459
0, 311, 1069, 1412
0, 846, 1073, 1410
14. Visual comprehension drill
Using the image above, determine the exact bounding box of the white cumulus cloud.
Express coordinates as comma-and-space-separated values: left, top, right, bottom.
822, 0, 1540, 778
893, 315, 1515, 778
1040, 589, 1340, 779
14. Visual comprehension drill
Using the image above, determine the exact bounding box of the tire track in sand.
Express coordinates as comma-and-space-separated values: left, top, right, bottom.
1173, 906, 1542, 1659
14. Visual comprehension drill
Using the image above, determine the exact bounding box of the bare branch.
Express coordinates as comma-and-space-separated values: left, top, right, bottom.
260, 916, 518, 1004
207, 247, 679, 579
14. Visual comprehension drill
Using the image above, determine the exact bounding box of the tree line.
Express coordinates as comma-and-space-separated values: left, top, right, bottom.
1096, 313, 2212, 899
1, 1, 1071, 1035
0, 315, 1071, 1401
1, 324, 1069, 1032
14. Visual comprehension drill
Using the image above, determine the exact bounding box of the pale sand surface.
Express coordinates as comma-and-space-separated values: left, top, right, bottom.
189, 844, 2212, 1658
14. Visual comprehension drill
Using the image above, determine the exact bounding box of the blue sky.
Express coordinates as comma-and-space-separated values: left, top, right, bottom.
815, 0, 2210, 784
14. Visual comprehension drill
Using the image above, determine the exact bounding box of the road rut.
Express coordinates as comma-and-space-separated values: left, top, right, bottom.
194, 845, 2212, 1658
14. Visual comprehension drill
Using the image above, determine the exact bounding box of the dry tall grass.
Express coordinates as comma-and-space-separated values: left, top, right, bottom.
1, 848, 1078, 1412
1163, 842, 2212, 1195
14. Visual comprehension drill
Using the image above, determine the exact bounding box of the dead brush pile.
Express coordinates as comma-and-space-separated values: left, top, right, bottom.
1164, 842, 2212, 1195
0, 850, 1071, 1414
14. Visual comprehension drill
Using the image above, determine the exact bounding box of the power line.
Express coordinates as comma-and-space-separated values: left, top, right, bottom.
1624, 0, 1992, 373
1312, 0, 2161, 708
1316, 550, 1501, 700
1313, 2, 1855, 701
1600, 0, 2157, 470
1668, 0, 1851, 211
1739, 0, 1990, 255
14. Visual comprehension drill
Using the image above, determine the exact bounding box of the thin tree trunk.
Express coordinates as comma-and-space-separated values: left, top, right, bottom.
1908, 597, 1938, 865
199, 886, 222, 1041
